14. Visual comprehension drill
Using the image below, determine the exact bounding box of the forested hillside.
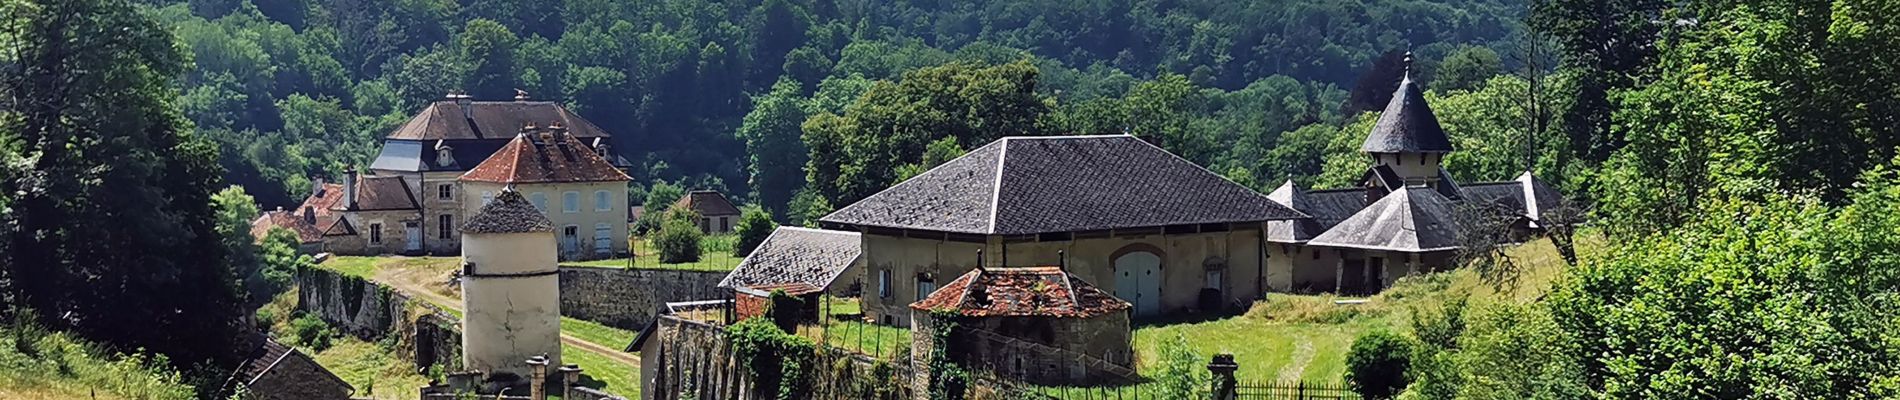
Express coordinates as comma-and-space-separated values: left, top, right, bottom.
151, 0, 1530, 209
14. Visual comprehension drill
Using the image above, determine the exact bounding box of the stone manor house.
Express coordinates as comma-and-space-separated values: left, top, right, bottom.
252, 91, 633, 260
804, 65, 1565, 327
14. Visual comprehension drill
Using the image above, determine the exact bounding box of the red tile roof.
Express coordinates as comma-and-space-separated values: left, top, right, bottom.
910, 267, 1131, 318
675, 190, 741, 216
250, 210, 324, 244
459, 132, 632, 184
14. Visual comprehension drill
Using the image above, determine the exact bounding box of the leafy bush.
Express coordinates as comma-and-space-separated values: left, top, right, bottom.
727, 318, 817, 400
1346, 330, 1413, 400
290, 313, 336, 352
1155, 334, 1210, 399
654, 207, 703, 263
1451, 303, 1586, 400
1549, 191, 1900, 398
733, 205, 777, 257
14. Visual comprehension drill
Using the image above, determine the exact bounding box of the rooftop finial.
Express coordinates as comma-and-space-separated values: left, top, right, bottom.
1402, 51, 1415, 80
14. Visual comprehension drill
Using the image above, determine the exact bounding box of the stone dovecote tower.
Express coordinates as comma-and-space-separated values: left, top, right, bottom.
1361, 52, 1455, 185
459, 189, 562, 380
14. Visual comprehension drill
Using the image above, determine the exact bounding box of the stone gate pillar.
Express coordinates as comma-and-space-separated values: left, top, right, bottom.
1207, 353, 1239, 400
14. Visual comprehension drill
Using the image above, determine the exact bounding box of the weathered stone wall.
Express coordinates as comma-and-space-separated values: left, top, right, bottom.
557, 266, 728, 330
295, 265, 463, 372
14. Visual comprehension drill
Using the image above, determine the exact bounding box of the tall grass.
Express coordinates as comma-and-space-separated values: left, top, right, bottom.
0, 324, 197, 400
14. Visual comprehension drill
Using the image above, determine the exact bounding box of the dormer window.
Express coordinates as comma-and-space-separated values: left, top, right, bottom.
434, 140, 455, 167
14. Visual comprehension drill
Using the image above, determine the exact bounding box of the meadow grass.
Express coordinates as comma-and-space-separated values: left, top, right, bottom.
0, 325, 196, 400
563, 343, 639, 398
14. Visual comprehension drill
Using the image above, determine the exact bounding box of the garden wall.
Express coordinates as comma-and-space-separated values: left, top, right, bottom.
295, 265, 463, 371
557, 266, 729, 330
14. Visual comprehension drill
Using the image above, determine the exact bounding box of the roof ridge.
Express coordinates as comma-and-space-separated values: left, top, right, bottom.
777, 226, 859, 235
956, 268, 983, 310
1001, 134, 1137, 140
985, 138, 1009, 235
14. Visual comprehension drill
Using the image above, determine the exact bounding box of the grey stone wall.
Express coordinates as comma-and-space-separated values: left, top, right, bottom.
295, 266, 463, 372
557, 266, 728, 330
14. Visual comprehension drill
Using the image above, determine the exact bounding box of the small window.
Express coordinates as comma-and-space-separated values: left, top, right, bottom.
700, 218, 711, 233
437, 184, 453, 200
878, 269, 892, 298
720, 217, 730, 232
1205, 270, 1223, 290
531, 192, 547, 211
594, 190, 611, 211
438, 215, 453, 239
563, 192, 579, 213
481, 191, 494, 206
915, 273, 938, 301
368, 223, 383, 244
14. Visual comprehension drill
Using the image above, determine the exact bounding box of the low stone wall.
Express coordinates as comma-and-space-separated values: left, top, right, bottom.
557, 266, 728, 330
295, 265, 463, 372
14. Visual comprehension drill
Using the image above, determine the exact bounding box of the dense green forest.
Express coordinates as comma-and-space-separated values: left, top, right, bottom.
5, 0, 1900, 398
148, 0, 1533, 210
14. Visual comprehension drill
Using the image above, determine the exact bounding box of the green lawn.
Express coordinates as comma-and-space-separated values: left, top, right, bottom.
322, 256, 382, 278
562, 317, 637, 350
563, 343, 639, 398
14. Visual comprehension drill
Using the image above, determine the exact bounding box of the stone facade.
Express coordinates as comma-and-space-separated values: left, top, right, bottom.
557, 266, 727, 330
243, 347, 354, 400
294, 266, 463, 372
909, 306, 1133, 386
858, 225, 1266, 327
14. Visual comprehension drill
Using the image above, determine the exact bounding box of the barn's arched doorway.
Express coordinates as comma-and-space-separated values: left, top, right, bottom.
1113, 249, 1163, 317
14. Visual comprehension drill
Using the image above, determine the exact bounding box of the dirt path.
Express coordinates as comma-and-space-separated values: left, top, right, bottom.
372, 270, 643, 367
1276, 337, 1315, 383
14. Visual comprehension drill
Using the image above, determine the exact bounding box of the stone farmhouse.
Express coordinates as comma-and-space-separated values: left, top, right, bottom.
250, 92, 633, 259
910, 266, 1134, 385
1264, 66, 1566, 295
818, 135, 1309, 327
673, 190, 742, 234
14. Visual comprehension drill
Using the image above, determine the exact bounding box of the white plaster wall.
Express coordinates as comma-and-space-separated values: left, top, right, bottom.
462, 181, 630, 258
461, 231, 563, 377
1373, 152, 1444, 183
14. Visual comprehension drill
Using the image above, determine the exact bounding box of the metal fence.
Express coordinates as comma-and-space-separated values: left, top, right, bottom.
1235, 380, 1362, 400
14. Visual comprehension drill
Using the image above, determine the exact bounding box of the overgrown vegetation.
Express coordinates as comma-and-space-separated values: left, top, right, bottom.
727, 317, 818, 400
1345, 330, 1413, 400
0, 320, 196, 400
732, 205, 776, 258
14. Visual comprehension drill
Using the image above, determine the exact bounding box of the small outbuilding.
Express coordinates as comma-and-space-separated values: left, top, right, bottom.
220, 337, 354, 400
673, 190, 742, 234
909, 266, 1135, 385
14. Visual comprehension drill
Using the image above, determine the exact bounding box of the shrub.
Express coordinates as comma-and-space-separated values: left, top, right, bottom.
654, 207, 703, 263
733, 205, 777, 257
290, 313, 335, 351
1346, 330, 1414, 400
1155, 334, 1210, 399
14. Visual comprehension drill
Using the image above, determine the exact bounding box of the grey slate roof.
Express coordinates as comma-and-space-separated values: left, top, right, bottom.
1459, 171, 1565, 223
718, 227, 862, 290
1362, 75, 1454, 153
1308, 186, 1461, 252
461, 190, 554, 234
820, 135, 1307, 235
1267, 182, 1372, 243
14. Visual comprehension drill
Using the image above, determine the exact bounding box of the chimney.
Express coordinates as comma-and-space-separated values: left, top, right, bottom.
311, 177, 326, 197
343, 167, 358, 210
550, 122, 568, 144
452, 91, 473, 118
302, 206, 316, 224
515, 89, 530, 102
592, 137, 610, 158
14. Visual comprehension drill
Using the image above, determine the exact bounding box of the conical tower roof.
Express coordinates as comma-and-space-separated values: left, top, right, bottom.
1362, 54, 1454, 154
461, 189, 554, 234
